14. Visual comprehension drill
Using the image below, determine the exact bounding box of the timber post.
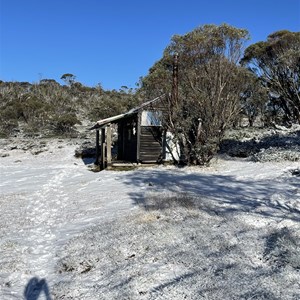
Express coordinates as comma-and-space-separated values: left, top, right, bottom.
106, 124, 112, 169
100, 127, 106, 170
95, 129, 100, 165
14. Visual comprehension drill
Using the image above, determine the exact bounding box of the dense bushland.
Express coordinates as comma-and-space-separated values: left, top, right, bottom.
0, 80, 139, 137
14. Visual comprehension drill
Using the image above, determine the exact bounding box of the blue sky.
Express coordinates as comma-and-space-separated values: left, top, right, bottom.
0, 0, 299, 90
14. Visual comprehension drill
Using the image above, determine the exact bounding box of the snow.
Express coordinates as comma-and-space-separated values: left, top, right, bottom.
0, 140, 300, 299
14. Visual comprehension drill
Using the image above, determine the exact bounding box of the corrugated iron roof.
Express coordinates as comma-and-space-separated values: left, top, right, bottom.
90, 95, 165, 129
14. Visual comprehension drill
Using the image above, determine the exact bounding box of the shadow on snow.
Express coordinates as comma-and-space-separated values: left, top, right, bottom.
24, 277, 52, 300
122, 168, 300, 222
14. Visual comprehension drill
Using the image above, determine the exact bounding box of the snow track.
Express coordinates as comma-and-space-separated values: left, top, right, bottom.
0, 144, 137, 299
0, 142, 300, 299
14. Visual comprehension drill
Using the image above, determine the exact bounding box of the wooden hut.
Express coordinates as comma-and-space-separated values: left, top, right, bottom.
90, 95, 178, 169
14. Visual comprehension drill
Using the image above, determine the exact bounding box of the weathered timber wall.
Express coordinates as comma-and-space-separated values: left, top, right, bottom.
139, 126, 162, 162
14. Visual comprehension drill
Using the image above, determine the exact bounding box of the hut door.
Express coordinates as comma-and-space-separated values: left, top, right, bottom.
122, 120, 137, 162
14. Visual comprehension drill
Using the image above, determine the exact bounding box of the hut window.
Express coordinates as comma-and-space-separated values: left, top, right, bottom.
141, 111, 162, 126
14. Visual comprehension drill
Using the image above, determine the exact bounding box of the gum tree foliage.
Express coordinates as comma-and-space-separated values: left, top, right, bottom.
239, 71, 268, 127
60, 73, 76, 86
141, 24, 250, 165
241, 30, 300, 124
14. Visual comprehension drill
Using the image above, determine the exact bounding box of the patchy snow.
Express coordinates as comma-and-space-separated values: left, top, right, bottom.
0, 140, 300, 299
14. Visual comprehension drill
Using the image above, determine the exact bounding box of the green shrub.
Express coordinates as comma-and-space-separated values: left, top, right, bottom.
52, 113, 81, 133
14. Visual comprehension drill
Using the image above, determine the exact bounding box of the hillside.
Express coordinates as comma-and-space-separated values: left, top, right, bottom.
0, 80, 140, 138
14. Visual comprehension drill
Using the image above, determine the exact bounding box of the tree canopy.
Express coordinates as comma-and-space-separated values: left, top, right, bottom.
60, 73, 76, 86
241, 30, 300, 124
141, 24, 251, 165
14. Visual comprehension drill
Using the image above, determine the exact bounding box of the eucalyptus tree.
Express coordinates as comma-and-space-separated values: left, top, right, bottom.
141, 24, 250, 165
60, 73, 76, 86
241, 30, 300, 124
240, 71, 268, 127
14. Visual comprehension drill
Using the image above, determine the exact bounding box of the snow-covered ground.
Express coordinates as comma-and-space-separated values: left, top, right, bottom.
0, 139, 300, 299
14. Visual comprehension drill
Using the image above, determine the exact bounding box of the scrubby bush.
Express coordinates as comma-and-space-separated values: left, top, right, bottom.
52, 113, 81, 134
0, 80, 139, 137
